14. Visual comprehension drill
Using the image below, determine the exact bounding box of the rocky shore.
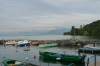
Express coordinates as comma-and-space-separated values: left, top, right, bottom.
0, 39, 100, 46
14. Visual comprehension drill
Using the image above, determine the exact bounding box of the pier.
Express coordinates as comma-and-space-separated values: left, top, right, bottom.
0, 39, 100, 46
89, 60, 100, 66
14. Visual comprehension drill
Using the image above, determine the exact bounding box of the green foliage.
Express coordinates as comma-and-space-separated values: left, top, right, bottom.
83, 31, 89, 36
64, 20, 100, 36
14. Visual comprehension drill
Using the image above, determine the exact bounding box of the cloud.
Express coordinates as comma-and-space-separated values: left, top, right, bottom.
0, 0, 100, 33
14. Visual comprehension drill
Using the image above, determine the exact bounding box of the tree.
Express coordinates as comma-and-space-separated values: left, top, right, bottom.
83, 31, 89, 36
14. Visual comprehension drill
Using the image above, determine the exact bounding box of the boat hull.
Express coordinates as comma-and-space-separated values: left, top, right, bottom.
30, 42, 39, 46
39, 57, 85, 66
39, 51, 86, 62
39, 43, 58, 48
17, 43, 30, 47
78, 47, 100, 54
3, 58, 38, 66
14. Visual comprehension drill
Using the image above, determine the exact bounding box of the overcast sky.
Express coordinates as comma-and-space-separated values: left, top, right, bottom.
0, 0, 100, 33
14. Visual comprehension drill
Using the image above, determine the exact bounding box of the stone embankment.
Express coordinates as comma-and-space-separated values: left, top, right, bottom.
0, 39, 100, 46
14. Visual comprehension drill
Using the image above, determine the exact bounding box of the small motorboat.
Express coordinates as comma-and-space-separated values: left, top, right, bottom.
23, 47, 30, 51
3, 58, 38, 66
17, 40, 30, 47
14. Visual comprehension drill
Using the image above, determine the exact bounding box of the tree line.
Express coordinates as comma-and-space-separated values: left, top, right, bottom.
64, 20, 100, 36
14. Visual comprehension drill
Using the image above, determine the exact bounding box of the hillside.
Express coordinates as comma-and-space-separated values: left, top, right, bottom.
64, 20, 100, 36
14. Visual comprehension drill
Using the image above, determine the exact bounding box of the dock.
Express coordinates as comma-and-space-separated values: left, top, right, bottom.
89, 60, 100, 66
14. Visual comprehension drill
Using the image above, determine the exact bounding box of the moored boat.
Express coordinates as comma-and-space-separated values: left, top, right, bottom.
5, 41, 16, 46
23, 46, 30, 51
30, 42, 39, 46
39, 43, 58, 48
17, 40, 30, 47
78, 47, 100, 54
39, 56, 85, 66
39, 51, 86, 62
3, 58, 38, 66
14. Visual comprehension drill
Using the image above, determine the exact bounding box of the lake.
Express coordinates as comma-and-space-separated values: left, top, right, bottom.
0, 43, 100, 66
0, 35, 100, 40
0, 35, 100, 66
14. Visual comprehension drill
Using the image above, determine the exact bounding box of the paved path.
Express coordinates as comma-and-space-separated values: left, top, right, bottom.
89, 60, 100, 66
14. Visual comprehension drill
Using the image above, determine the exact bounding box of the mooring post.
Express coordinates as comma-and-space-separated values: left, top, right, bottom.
87, 58, 89, 66
94, 54, 96, 66
93, 43, 95, 47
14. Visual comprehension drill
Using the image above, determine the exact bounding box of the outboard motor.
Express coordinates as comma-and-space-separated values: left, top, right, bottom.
82, 55, 86, 61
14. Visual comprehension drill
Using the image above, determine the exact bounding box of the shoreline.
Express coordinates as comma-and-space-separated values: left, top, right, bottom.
0, 39, 100, 46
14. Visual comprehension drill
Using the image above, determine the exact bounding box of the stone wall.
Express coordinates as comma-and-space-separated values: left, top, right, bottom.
1, 39, 100, 46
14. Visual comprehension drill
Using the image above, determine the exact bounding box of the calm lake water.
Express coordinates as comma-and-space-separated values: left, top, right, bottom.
0, 35, 100, 40
0, 35, 100, 66
0, 44, 100, 66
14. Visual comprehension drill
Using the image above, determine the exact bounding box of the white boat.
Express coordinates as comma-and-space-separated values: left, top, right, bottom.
17, 40, 31, 47
5, 41, 16, 46
23, 46, 30, 51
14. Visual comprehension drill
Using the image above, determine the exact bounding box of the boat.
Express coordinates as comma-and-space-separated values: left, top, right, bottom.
39, 51, 86, 62
39, 43, 58, 48
30, 42, 39, 46
78, 47, 100, 54
17, 40, 30, 47
3, 58, 38, 66
39, 56, 85, 66
5, 41, 16, 46
23, 46, 30, 51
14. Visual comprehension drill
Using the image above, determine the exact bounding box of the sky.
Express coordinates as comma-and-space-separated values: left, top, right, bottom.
0, 0, 100, 33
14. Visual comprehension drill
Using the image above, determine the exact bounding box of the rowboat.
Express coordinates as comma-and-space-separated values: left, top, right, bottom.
39, 57, 85, 66
78, 47, 100, 54
39, 51, 86, 62
3, 58, 38, 66
39, 43, 58, 48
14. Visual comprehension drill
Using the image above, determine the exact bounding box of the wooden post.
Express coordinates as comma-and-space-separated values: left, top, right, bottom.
87, 58, 89, 66
92, 51, 93, 54
93, 43, 95, 47
94, 55, 96, 66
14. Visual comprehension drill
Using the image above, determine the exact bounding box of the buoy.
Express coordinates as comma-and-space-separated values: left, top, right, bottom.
58, 49, 60, 52
25, 57, 28, 61
34, 55, 36, 59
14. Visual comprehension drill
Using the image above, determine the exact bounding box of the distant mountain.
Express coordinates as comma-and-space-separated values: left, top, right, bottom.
41, 28, 71, 35
0, 28, 71, 36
